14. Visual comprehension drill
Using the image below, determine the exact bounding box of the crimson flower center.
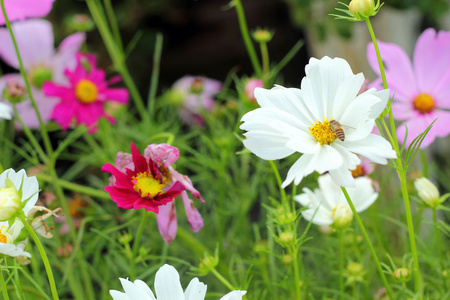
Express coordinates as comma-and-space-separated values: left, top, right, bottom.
75, 79, 98, 104
132, 172, 165, 198
413, 93, 434, 113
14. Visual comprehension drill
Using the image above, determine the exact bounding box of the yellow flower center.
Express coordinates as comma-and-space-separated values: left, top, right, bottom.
75, 79, 98, 104
309, 118, 336, 145
413, 93, 434, 113
0, 233, 7, 243
132, 172, 165, 198
350, 165, 365, 178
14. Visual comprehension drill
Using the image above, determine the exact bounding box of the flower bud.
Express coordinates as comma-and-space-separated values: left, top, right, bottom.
347, 262, 363, 276
66, 13, 95, 32
349, 0, 376, 20
199, 255, 218, 274
0, 178, 21, 221
252, 28, 274, 43
332, 205, 353, 229
279, 232, 294, 245
393, 268, 410, 282
57, 244, 73, 258
2, 82, 26, 104
119, 233, 133, 245
414, 177, 440, 208
281, 254, 292, 265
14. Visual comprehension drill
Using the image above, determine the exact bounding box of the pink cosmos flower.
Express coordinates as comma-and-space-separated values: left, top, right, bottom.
42, 53, 129, 132
172, 76, 222, 126
244, 78, 263, 103
0, 19, 85, 128
0, 0, 54, 25
104, 143, 204, 244
367, 28, 450, 148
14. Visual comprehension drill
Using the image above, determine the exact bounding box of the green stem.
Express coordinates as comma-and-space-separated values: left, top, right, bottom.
233, 0, 262, 78
340, 187, 394, 299
147, 33, 163, 119
35, 173, 110, 199
259, 42, 270, 88
0, 264, 9, 300
19, 214, 59, 300
130, 211, 148, 280
103, 0, 123, 52
289, 245, 302, 300
210, 267, 236, 291
431, 208, 443, 269
0, 0, 53, 159
419, 150, 428, 178
12, 105, 48, 164
269, 161, 287, 205
338, 231, 345, 300
398, 172, 420, 293
85, 0, 148, 123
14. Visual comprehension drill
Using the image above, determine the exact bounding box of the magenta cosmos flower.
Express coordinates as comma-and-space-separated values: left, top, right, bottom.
0, 0, 54, 25
42, 53, 129, 132
0, 19, 85, 128
367, 28, 450, 148
103, 143, 204, 244
171, 76, 222, 126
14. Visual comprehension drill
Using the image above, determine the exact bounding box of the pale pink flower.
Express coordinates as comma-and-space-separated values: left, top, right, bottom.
43, 53, 129, 132
0, 19, 85, 128
0, 0, 54, 25
172, 76, 222, 126
244, 78, 263, 103
367, 28, 450, 148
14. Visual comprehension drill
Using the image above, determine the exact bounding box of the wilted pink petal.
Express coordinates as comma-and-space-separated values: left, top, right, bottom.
156, 202, 178, 245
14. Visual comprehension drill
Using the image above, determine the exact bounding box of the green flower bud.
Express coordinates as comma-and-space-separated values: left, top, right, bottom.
30, 67, 53, 89
0, 178, 21, 221
252, 28, 274, 44
347, 262, 363, 276
414, 177, 440, 208
279, 232, 294, 245
65, 14, 95, 32
332, 205, 353, 229
281, 254, 293, 265
393, 268, 410, 282
349, 0, 376, 20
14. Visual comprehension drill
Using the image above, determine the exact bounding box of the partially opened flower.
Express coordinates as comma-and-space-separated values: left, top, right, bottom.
0, 19, 85, 128
240, 56, 396, 188
102, 143, 185, 214
105, 143, 204, 244
294, 174, 377, 228
43, 52, 129, 132
0, 169, 39, 221
367, 28, 450, 148
0, 0, 54, 25
110, 264, 246, 300
171, 76, 222, 126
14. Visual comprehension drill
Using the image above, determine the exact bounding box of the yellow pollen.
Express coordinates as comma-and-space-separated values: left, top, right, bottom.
350, 165, 365, 178
309, 118, 336, 145
132, 172, 165, 198
413, 93, 434, 113
0, 233, 7, 243
75, 79, 98, 104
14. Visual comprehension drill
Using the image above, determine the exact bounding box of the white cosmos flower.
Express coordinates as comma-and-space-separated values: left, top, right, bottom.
0, 220, 29, 257
110, 264, 247, 300
294, 174, 377, 227
240, 56, 396, 187
0, 102, 11, 120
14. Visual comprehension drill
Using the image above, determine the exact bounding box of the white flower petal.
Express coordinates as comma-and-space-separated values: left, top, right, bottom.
0, 243, 31, 258
184, 277, 207, 300
349, 177, 378, 212
110, 290, 131, 300
332, 73, 365, 119
220, 290, 247, 300
254, 86, 315, 126
120, 278, 153, 300
0, 102, 12, 120
243, 130, 295, 160
282, 154, 315, 188
361, 88, 390, 118
134, 280, 156, 298
154, 264, 184, 300
345, 134, 397, 164
329, 167, 356, 188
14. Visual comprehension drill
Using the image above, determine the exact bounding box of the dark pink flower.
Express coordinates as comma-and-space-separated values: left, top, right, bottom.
102, 143, 185, 214
42, 53, 129, 132
0, 0, 54, 25
105, 143, 205, 244
367, 28, 450, 148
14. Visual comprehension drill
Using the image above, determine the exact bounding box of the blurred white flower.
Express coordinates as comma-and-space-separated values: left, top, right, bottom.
0, 169, 39, 221
240, 56, 396, 188
294, 174, 377, 228
414, 177, 442, 208
0, 102, 11, 120
110, 264, 246, 300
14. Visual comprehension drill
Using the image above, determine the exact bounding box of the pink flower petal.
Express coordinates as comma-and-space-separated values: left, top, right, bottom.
180, 191, 204, 232
0, 19, 54, 70
413, 28, 450, 95
144, 144, 180, 167
100, 88, 129, 104
0, 0, 55, 25
367, 41, 418, 100
156, 202, 178, 245
52, 32, 86, 84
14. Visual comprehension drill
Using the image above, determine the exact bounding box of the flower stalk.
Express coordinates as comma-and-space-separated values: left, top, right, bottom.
130, 210, 148, 281
340, 187, 394, 299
